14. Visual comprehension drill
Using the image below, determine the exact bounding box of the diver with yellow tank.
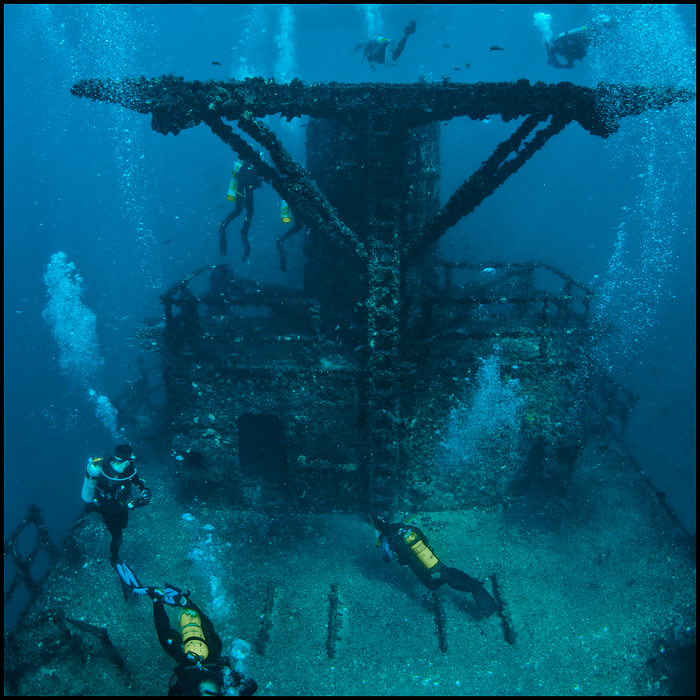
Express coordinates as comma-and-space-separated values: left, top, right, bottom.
219, 153, 264, 260
354, 20, 416, 71
371, 515, 499, 617
275, 200, 309, 272
113, 560, 258, 696
154, 587, 258, 696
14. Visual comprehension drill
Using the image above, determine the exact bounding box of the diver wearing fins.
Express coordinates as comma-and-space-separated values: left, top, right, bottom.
73, 443, 151, 566
371, 515, 499, 617
545, 14, 615, 69
355, 20, 416, 71
152, 589, 258, 697
219, 154, 264, 260
113, 561, 258, 696
275, 202, 309, 272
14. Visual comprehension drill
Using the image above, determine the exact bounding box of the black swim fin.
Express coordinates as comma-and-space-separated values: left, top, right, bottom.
440, 567, 499, 616
112, 559, 148, 601
469, 578, 499, 617
70, 512, 88, 533
71, 505, 98, 532
161, 583, 190, 607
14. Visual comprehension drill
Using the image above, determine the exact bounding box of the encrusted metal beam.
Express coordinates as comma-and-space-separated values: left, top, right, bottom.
71, 75, 694, 137
71, 74, 694, 266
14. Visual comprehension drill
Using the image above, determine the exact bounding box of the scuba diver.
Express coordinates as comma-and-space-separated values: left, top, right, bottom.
219, 155, 264, 260
275, 201, 308, 272
73, 443, 151, 568
371, 515, 499, 617
114, 562, 258, 696
545, 14, 615, 69
355, 20, 416, 71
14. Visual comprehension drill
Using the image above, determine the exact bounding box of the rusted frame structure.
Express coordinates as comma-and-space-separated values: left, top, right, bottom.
71, 75, 694, 510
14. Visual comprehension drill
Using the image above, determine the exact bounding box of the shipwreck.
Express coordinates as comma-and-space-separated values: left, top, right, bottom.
66, 75, 694, 514
3, 74, 695, 697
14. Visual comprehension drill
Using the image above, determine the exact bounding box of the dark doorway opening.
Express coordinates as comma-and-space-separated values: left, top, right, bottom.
238, 414, 288, 485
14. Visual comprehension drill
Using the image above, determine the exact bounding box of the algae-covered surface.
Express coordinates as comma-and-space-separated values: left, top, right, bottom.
5, 436, 694, 696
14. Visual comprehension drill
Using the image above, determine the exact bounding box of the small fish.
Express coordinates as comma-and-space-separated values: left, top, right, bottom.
464, 62, 471, 69
163, 238, 172, 245
212, 61, 221, 66
443, 44, 450, 49
489, 46, 505, 51
454, 67, 461, 71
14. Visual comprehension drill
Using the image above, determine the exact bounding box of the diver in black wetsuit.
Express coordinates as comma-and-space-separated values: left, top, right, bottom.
74, 444, 151, 567
372, 515, 499, 616
153, 590, 257, 696
219, 158, 264, 260
275, 203, 309, 272
355, 20, 416, 70
112, 562, 258, 696
546, 14, 615, 69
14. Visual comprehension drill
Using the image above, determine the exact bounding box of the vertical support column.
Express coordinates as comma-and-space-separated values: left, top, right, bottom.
305, 119, 441, 512
365, 229, 402, 512
359, 120, 405, 513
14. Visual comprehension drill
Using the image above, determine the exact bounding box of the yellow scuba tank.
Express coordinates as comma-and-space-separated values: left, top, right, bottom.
226, 161, 244, 202
81, 457, 101, 503
404, 529, 440, 571
180, 608, 209, 661
280, 200, 291, 224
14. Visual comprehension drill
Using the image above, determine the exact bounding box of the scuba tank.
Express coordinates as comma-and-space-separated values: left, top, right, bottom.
383, 38, 395, 67
557, 25, 587, 39
81, 457, 101, 503
280, 200, 291, 224
403, 529, 440, 571
226, 161, 244, 202
180, 608, 209, 661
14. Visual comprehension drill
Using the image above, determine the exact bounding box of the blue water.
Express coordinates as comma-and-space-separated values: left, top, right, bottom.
4, 4, 695, 634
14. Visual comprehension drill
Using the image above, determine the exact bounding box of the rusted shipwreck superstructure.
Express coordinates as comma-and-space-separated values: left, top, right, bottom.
73, 76, 693, 513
